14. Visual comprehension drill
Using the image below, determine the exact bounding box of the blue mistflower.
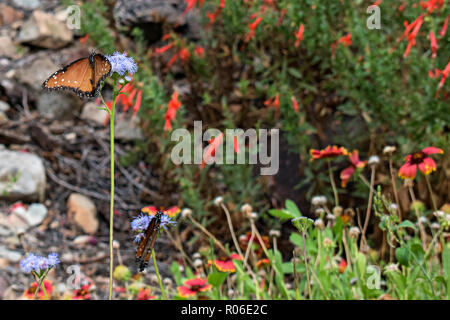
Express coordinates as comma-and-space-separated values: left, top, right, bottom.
131, 213, 151, 232
160, 214, 177, 230
20, 253, 60, 274
106, 51, 138, 76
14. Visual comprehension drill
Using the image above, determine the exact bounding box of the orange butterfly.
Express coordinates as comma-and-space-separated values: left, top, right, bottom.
42, 51, 111, 98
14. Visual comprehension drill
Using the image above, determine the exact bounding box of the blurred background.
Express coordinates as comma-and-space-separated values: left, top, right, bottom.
0, 0, 448, 299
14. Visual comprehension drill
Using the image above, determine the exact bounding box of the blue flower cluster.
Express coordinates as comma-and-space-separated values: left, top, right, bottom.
131, 212, 176, 243
106, 52, 138, 76
20, 253, 60, 274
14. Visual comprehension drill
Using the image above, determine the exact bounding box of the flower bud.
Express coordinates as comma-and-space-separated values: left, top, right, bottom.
269, 229, 281, 238
113, 265, 131, 282
181, 208, 192, 218
333, 206, 343, 216
349, 227, 361, 238
314, 218, 325, 230
383, 146, 396, 155
213, 196, 224, 207
368, 155, 380, 166
241, 204, 253, 216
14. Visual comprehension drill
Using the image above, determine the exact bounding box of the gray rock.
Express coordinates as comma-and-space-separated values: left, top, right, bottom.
0, 101, 10, 112
0, 150, 46, 202
115, 116, 145, 141
13, 203, 47, 227
80, 102, 108, 125
67, 193, 99, 235
12, 0, 41, 10
37, 91, 82, 120
0, 36, 19, 59
114, 0, 201, 41
0, 111, 8, 124
0, 246, 22, 263
16, 55, 59, 91
0, 4, 24, 26
17, 10, 73, 49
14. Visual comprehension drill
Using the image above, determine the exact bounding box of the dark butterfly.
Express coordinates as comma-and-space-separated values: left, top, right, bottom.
135, 210, 163, 272
42, 51, 111, 98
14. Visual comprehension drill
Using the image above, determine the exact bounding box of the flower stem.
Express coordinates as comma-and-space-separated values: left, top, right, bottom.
424, 174, 438, 213
107, 81, 117, 300
327, 160, 339, 207
152, 249, 167, 300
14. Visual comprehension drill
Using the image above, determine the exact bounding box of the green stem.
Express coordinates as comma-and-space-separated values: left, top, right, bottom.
152, 249, 167, 300
424, 174, 438, 213
104, 79, 117, 300
327, 160, 339, 207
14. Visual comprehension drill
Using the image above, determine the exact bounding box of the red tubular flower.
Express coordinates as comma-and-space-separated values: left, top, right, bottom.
256, 258, 270, 269
164, 92, 182, 131
402, 15, 424, 58
72, 284, 92, 300
340, 150, 367, 188
142, 205, 180, 218
79, 34, 90, 44
23, 280, 53, 300
437, 61, 450, 92
398, 147, 444, 179
338, 33, 352, 46
210, 254, 243, 272
178, 48, 191, 62
239, 232, 270, 256
310, 146, 348, 161
155, 43, 174, 55
420, 0, 443, 13
294, 24, 305, 48
194, 46, 205, 57
137, 288, 156, 300
245, 16, 262, 42
291, 96, 299, 113
338, 259, 347, 273
440, 16, 449, 37
177, 278, 212, 298
264, 94, 280, 119
429, 31, 437, 58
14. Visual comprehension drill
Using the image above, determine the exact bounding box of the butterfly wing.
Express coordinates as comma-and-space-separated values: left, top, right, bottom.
42, 57, 95, 98
137, 212, 162, 272
42, 52, 111, 98
93, 53, 111, 94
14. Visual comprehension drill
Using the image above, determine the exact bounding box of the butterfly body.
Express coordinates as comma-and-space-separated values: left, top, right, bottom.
42, 52, 111, 98
135, 211, 163, 272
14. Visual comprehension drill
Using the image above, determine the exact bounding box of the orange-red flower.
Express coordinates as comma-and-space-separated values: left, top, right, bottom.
429, 31, 437, 58
402, 15, 424, 58
141, 205, 181, 218
310, 146, 348, 161
245, 16, 262, 42
338, 259, 347, 273
398, 147, 444, 179
436, 61, 450, 98
440, 16, 448, 37
239, 232, 269, 257
209, 254, 243, 272
291, 96, 299, 113
23, 280, 53, 300
419, 0, 443, 13
72, 284, 92, 300
294, 24, 305, 48
137, 288, 156, 300
256, 258, 270, 269
79, 34, 90, 44
264, 94, 280, 119
340, 150, 367, 187
164, 91, 182, 131
177, 278, 212, 298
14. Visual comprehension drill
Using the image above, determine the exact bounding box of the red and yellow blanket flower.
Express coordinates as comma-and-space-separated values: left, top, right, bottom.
72, 284, 92, 300
340, 150, 367, 187
398, 147, 444, 180
137, 288, 156, 300
23, 280, 53, 300
310, 145, 348, 161
208, 253, 243, 272
177, 278, 212, 298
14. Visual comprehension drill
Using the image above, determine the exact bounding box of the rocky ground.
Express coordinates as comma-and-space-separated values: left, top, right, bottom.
0, 0, 197, 299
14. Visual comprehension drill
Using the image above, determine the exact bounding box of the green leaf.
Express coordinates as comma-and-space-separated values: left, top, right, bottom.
395, 247, 410, 267
268, 209, 296, 220
288, 68, 302, 79
207, 272, 228, 287
285, 199, 302, 218
170, 261, 182, 285
289, 232, 302, 246
397, 220, 417, 230
355, 252, 367, 279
